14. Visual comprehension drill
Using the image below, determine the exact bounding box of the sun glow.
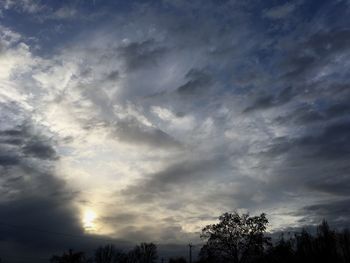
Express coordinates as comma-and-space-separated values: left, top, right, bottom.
82, 209, 97, 232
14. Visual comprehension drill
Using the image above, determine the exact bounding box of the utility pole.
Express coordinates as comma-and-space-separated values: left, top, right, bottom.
188, 243, 193, 263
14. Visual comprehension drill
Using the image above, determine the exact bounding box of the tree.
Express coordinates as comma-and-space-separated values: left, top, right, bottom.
128, 243, 158, 263
264, 234, 294, 263
95, 244, 127, 263
50, 249, 88, 263
199, 212, 270, 263
339, 229, 350, 263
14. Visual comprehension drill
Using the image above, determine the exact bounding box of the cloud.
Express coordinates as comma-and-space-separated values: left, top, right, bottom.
263, 2, 298, 20
112, 117, 182, 149
121, 157, 228, 204
0, 107, 81, 253
0, 0, 350, 258
297, 199, 350, 227
0, 0, 45, 14
280, 29, 350, 82
117, 39, 167, 72
176, 68, 212, 96
244, 86, 295, 113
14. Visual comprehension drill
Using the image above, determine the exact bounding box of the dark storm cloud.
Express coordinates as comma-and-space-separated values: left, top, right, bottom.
276, 100, 350, 125
22, 139, 58, 160
117, 39, 167, 72
0, 125, 58, 160
281, 29, 350, 81
176, 68, 213, 96
308, 169, 350, 196
0, 107, 101, 256
297, 199, 350, 228
244, 86, 295, 112
297, 121, 350, 159
261, 120, 350, 163
113, 118, 181, 149
106, 70, 120, 81
0, 154, 20, 166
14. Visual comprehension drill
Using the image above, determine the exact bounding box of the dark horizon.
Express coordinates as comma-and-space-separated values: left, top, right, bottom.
0, 212, 348, 262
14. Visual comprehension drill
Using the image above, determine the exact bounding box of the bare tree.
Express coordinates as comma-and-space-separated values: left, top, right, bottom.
50, 249, 88, 263
127, 243, 158, 263
199, 212, 270, 263
95, 244, 127, 263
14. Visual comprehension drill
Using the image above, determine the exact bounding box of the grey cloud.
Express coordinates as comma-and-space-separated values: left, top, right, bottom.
0, 126, 58, 160
106, 70, 120, 81
305, 29, 350, 57
253, 120, 350, 217
113, 118, 181, 149
176, 69, 212, 96
0, 154, 21, 166
297, 199, 350, 228
117, 223, 197, 244
276, 100, 350, 125
263, 121, 350, 161
0, 0, 45, 14
100, 213, 140, 225
282, 29, 350, 80
326, 102, 350, 118
276, 106, 326, 125
117, 39, 167, 72
0, 105, 94, 255
122, 158, 227, 203
298, 121, 350, 159
2, 0, 350, 255
244, 86, 295, 112
22, 139, 58, 160
308, 170, 350, 196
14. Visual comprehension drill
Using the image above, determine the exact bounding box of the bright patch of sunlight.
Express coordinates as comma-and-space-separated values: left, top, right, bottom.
82, 209, 98, 232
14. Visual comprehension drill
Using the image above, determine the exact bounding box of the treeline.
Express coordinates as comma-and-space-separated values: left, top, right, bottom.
198, 212, 350, 263
49, 243, 186, 263
262, 221, 350, 263
4, 212, 349, 263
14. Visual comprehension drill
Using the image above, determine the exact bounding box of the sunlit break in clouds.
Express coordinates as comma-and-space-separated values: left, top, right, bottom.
82, 209, 98, 232
0, 0, 350, 260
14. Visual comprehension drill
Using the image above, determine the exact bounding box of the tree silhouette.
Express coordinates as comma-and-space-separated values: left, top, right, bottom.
339, 229, 350, 262
264, 234, 294, 263
46, 216, 350, 263
128, 243, 158, 263
95, 244, 127, 263
199, 212, 270, 263
315, 220, 338, 262
50, 249, 88, 263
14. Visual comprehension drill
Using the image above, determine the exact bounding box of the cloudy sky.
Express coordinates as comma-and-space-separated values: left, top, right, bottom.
1, 0, 350, 260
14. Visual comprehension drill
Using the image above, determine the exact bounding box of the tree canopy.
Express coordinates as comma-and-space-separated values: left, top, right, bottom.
199, 212, 270, 263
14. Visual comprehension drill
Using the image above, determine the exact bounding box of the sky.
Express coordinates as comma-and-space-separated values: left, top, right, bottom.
1, 0, 350, 260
